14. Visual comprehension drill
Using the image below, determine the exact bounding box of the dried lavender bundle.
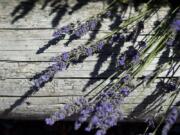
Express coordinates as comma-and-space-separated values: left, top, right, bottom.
42, 2, 180, 135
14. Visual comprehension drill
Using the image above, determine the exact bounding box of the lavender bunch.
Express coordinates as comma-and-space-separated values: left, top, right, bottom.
32, 40, 105, 89
161, 107, 179, 135
42, 2, 171, 134
53, 19, 99, 39
34, 0, 157, 89
73, 19, 99, 38
75, 88, 124, 135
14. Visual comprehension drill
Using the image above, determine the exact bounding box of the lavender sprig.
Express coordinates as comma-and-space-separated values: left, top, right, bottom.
32, 40, 105, 89
161, 107, 179, 135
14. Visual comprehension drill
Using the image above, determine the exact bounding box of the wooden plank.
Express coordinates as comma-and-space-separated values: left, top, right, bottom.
0, 58, 179, 79
0, 78, 171, 96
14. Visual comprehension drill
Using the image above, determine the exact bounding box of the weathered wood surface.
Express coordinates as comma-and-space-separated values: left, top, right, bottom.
0, 0, 179, 120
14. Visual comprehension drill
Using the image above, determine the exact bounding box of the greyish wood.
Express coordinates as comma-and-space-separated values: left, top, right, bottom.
0, 0, 179, 120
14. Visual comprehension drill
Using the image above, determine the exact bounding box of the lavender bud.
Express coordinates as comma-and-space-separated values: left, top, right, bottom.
61, 52, 69, 62
86, 48, 93, 56
171, 20, 180, 31
119, 87, 129, 96
162, 107, 179, 135
121, 74, 131, 83
45, 118, 55, 126
118, 55, 126, 66
97, 41, 105, 51
53, 25, 72, 37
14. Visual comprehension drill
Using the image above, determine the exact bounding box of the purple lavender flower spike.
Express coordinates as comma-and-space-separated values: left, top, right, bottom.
75, 30, 81, 37
53, 25, 72, 38
171, 20, 180, 31
74, 19, 98, 38
120, 87, 129, 96
97, 41, 105, 51
118, 55, 126, 66
121, 74, 131, 83
61, 52, 69, 62
33, 78, 43, 89
162, 107, 179, 135
55, 112, 66, 120
91, 115, 100, 125
89, 20, 97, 30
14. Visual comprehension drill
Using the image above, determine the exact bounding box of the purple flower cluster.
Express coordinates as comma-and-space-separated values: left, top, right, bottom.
70, 86, 125, 135
52, 19, 98, 44
161, 107, 179, 135
74, 19, 98, 37
87, 100, 123, 135
33, 40, 106, 89
74, 105, 94, 130
171, 20, 180, 31
53, 24, 74, 38
119, 87, 129, 96
86, 48, 93, 56
118, 55, 126, 66
45, 97, 89, 126
82, 89, 124, 135
121, 74, 131, 84
97, 40, 105, 51
33, 60, 68, 89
